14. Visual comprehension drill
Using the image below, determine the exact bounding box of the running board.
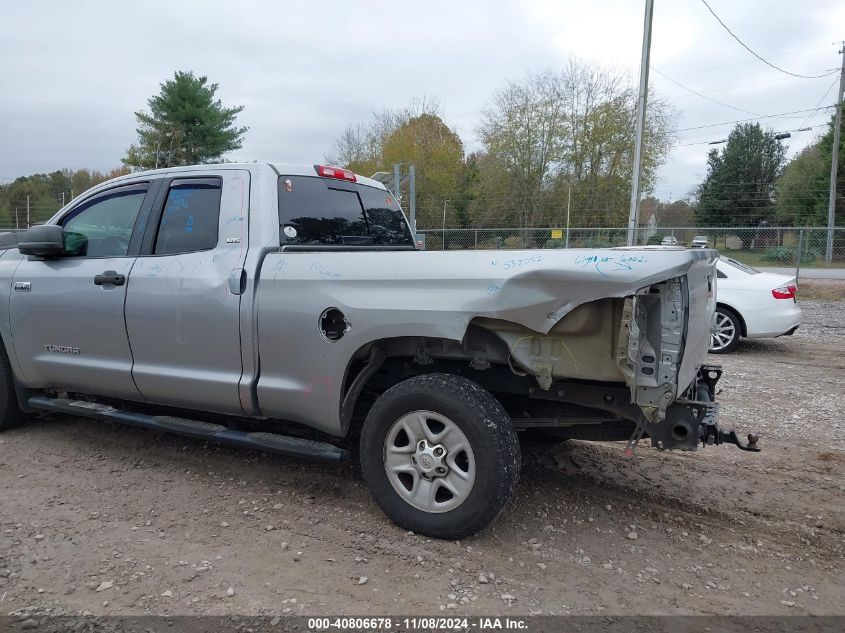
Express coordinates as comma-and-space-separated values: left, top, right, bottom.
27, 396, 348, 464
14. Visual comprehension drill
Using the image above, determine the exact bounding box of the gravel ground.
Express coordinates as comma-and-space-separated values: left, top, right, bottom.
0, 301, 842, 619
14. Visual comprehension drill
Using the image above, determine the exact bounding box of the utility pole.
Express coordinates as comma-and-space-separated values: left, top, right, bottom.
393, 163, 401, 201
442, 200, 450, 250
626, 0, 655, 247
409, 165, 417, 234
565, 184, 572, 249
826, 42, 844, 264
26, 195, 30, 229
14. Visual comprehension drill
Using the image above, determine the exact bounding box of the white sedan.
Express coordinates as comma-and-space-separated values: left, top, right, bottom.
710, 257, 802, 353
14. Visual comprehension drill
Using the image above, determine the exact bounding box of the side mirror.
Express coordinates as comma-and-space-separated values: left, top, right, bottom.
17, 225, 67, 258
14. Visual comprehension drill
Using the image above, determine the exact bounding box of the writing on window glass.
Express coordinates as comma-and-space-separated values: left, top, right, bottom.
161, 189, 193, 228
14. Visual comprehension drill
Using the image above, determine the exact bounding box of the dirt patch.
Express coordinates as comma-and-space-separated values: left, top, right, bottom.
797, 280, 845, 301
0, 302, 843, 617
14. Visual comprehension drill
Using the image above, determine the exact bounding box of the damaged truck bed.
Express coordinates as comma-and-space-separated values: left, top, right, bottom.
261, 244, 757, 453
0, 162, 758, 539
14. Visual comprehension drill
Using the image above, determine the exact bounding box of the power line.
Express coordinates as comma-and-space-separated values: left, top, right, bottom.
674, 106, 836, 133
670, 43, 839, 79
664, 74, 829, 102
673, 123, 827, 148
652, 67, 760, 116
700, 0, 840, 79
797, 76, 840, 130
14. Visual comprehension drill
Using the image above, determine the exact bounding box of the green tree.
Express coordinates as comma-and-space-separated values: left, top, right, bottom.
695, 123, 786, 228
123, 71, 247, 169
462, 151, 515, 228
0, 167, 132, 228
657, 199, 694, 227
381, 113, 465, 229
328, 99, 468, 229
774, 145, 828, 225
0, 174, 56, 226
775, 113, 845, 226
453, 154, 481, 229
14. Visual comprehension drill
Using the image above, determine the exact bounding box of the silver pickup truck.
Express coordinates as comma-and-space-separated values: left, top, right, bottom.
0, 163, 758, 538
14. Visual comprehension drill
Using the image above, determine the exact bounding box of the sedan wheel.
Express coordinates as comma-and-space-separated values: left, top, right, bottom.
709, 307, 741, 354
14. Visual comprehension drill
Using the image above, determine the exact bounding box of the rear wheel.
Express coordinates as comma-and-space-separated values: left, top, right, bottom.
359, 373, 520, 539
709, 306, 741, 354
0, 345, 26, 431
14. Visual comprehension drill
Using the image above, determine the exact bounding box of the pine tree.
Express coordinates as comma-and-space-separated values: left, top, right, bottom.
123, 71, 247, 169
695, 123, 786, 228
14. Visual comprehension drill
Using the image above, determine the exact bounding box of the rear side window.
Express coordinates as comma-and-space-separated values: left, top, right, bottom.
154, 178, 222, 255
278, 176, 412, 246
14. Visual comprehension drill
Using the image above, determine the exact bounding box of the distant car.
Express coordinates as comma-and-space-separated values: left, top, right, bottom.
710, 257, 802, 353
691, 235, 708, 248
660, 236, 678, 246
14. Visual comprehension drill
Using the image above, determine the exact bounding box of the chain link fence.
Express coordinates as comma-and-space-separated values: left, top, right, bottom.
2, 214, 842, 274
416, 226, 845, 271
0, 203, 63, 230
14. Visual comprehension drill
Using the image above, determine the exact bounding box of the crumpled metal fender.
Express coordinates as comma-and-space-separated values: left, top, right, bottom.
255, 246, 717, 435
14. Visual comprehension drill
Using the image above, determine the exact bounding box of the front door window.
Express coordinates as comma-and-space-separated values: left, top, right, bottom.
61, 184, 148, 257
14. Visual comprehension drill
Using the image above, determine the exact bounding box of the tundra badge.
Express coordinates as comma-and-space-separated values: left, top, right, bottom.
43, 344, 80, 355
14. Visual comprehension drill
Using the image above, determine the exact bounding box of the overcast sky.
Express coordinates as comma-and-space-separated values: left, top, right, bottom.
1, 0, 843, 201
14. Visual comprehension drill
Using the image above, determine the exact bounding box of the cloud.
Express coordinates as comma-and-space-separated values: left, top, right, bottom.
1, 0, 842, 201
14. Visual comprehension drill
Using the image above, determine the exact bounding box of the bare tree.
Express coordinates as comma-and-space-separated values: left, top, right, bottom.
473, 60, 675, 230
326, 97, 441, 175
477, 70, 569, 230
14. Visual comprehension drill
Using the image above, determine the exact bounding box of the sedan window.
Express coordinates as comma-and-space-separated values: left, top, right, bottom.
720, 257, 760, 275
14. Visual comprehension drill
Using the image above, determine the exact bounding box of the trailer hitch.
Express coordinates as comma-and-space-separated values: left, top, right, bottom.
700, 424, 760, 452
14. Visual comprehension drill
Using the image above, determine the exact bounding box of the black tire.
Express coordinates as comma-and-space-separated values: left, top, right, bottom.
359, 373, 520, 539
709, 306, 742, 354
0, 345, 26, 431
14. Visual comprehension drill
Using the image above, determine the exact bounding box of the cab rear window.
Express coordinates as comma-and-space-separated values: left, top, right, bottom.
278, 176, 412, 246
357, 185, 413, 246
